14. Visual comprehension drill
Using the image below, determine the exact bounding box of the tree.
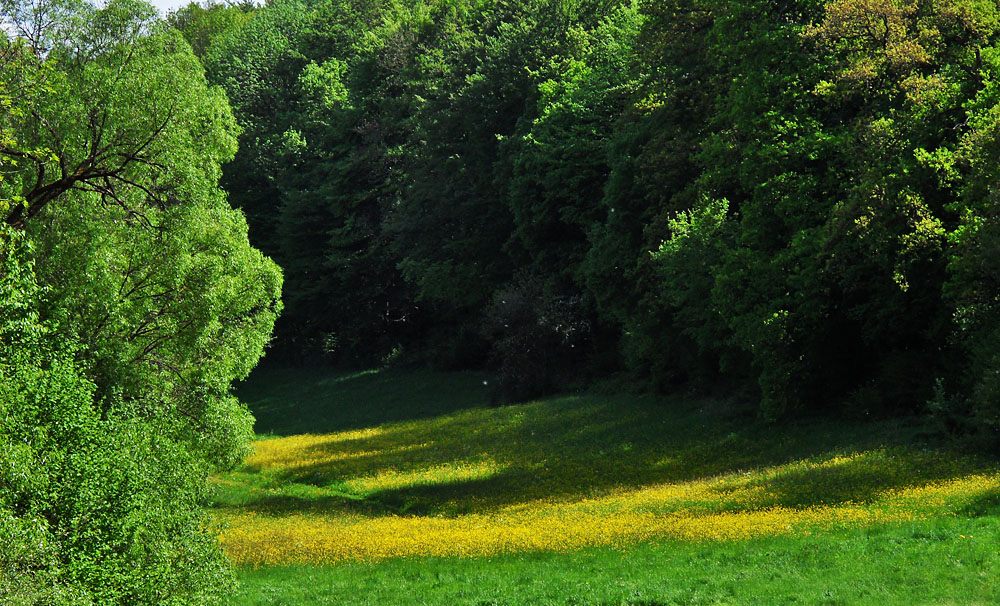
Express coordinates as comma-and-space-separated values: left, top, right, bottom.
3, 0, 281, 464
0, 0, 281, 601
203, 0, 307, 255
2, 0, 236, 229
167, 0, 254, 60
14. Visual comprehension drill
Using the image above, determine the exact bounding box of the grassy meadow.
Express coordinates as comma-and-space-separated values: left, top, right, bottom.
216, 368, 1000, 605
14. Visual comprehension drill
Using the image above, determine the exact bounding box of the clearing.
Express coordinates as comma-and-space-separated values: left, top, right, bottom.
215, 367, 1000, 605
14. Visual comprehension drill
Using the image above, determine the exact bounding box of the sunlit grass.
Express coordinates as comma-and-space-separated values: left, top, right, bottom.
217, 450, 998, 565
220, 475, 999, 566
213, 368, 1000, 569
231, 516, 1000, 606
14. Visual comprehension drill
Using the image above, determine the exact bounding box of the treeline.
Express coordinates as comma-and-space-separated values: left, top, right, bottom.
1, 1, 280, 603
179, 0, 1000, 436
174, 0, 1000, 435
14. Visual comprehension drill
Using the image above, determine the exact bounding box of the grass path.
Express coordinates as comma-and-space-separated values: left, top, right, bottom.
218, 367, 1000, 604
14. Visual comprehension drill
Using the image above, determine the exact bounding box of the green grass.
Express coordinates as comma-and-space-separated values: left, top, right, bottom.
232, 516, 1000, 606
223, 366, 1000, 605
236, 365, 490, 436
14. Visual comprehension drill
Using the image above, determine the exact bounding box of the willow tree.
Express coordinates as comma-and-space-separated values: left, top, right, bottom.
0, 0, 281, 602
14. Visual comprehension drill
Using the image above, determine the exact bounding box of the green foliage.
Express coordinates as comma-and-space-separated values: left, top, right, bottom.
2, 0, 281, 463
2, 5, 237, 227
167, 1, 255, 59
630, 0, 995, 417
0, 228, 235, 605
1, 0, 281, 601
197, 0, 1000, 437
654, 196, 733, 355
30, 194, 281, 467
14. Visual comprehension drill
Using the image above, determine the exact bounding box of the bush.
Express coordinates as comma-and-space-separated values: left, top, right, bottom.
0, 229, 234, 605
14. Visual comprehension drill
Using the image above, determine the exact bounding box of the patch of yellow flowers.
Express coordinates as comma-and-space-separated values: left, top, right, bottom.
219, 472, 998, 567
214, 401, 1000, 567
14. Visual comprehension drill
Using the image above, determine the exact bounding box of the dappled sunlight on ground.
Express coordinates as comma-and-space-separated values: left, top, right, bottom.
212, 380, 1000, 566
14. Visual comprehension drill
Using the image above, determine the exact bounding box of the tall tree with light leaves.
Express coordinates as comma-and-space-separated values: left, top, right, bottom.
0, 0, 281, 602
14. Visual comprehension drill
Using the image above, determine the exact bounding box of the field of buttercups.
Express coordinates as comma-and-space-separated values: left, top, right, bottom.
211, 381, 1000, 568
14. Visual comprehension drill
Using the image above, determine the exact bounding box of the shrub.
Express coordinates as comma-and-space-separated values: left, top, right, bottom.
0, 229, 234, 605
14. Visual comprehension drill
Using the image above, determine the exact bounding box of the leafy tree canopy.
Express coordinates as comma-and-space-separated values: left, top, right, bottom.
1, 0, 281, 602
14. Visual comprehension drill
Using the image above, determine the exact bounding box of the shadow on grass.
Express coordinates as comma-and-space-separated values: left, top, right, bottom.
223, 492, 402, 516
709, 448, 990, 510
236, 365, 490, 436
216, 372, 993, 518
343, 430, 987, 516
958, 488, 1000, 518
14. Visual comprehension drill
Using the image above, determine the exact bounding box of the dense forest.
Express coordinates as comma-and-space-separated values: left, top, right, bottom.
4, 0, 1000, 603
181, 0, 1000, 426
